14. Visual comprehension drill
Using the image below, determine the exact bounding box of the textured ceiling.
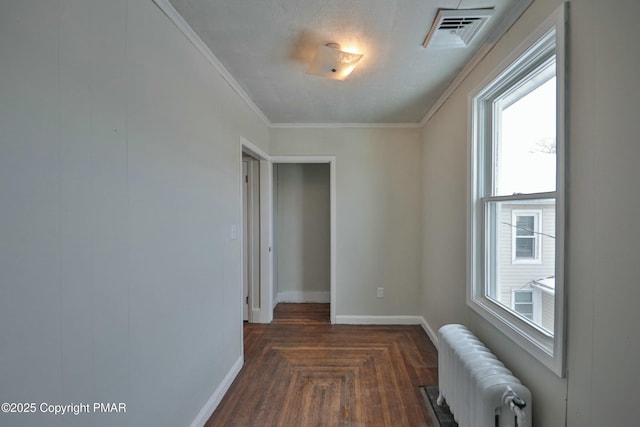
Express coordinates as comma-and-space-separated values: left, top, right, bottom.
168, 0, 517, 124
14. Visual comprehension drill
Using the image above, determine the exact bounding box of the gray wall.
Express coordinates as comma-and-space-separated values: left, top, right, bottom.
420, 0, 640, 426
0, 1, 268, 426
270, 127, 422, 317
274, 163, 330, 301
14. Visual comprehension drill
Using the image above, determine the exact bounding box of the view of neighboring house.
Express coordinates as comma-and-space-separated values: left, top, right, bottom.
491, 201, 555, 333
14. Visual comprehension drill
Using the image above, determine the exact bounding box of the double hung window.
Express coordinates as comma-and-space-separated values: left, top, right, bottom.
467, 5, 567, 376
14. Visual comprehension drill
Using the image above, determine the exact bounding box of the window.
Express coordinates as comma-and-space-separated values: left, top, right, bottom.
515, 215, 536, 259
512, 210, 542, 262
467, 5, 566, 376
513, 289, 535, 320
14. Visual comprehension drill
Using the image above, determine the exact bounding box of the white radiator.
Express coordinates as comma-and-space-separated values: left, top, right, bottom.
437, 324, 532, 427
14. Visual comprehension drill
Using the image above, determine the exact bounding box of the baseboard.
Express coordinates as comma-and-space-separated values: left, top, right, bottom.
275, 291, 330, 304
420, 316, 439, 349
190, 355, 243, 427
335, 315, 423, 325
251, 308, 272, 324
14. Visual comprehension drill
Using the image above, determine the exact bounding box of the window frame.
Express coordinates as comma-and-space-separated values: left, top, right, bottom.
467, 4, 567, 377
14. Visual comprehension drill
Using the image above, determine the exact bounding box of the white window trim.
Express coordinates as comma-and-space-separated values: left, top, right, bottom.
511, 209, 543, 264
467, 4, 567, 377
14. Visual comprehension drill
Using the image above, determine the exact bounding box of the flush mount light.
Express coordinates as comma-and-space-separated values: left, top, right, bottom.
307, 43, 364, 81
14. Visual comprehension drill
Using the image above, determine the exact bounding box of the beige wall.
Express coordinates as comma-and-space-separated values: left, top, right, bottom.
421, 0, 640, 426
0, 1, 268, 426
270, 127, 422, 317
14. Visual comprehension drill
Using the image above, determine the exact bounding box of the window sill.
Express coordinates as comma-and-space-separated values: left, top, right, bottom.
511, 259, 543, 265
467, 295, 561, 374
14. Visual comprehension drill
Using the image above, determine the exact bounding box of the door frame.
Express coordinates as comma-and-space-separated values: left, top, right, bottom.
240, 137, 337, 324
271, 155, 337, 324
240, 137, 273, 324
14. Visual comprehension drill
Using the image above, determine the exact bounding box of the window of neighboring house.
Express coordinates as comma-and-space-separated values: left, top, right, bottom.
513, 289, 534, 320
512, 288, 543, 324
512, 210, 542, 262
467, 5, 567, 376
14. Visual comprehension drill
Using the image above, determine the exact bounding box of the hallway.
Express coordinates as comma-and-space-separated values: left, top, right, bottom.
206, 304, 440, 426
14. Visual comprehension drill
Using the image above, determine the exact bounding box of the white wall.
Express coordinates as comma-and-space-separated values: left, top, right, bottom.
420, 0, 640, 426
0, 1, 268, 426
274, 163, 330, 302
270, 127, 422, 317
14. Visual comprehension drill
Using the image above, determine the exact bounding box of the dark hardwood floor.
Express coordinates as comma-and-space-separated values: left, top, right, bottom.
205, 303, 440, 426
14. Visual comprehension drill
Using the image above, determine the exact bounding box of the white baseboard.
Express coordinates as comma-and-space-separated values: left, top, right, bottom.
335, 315, 423, 325
190, 355, 243, 427
420, 316, 439, 349
274, 291, 330, 304
251, 308, 272, 324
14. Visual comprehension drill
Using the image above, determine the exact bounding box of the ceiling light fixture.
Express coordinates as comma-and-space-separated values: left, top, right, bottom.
307, 43, 364, 81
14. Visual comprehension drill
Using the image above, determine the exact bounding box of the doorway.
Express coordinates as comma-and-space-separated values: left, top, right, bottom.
273, 163, 330, 308
239, 141, 336, 324
271, 156, 336, 323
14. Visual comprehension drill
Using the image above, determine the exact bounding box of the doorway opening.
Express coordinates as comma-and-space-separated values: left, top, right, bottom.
271, 156, 336, 324
273, 163, 330, 322
239, 141, 336, 325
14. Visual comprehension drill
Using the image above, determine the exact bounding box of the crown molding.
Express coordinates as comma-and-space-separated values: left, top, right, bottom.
270, 122, 422, 129
152, 0, 271, 127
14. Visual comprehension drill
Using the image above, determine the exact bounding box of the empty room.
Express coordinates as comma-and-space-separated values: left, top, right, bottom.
1, 1, 639, 426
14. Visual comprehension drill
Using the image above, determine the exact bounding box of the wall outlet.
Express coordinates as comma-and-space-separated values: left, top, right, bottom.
377, 287, 384, 298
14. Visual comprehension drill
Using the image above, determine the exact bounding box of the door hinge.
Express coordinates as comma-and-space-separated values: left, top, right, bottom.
245, 296, 249, 304
245, 175, 248, 183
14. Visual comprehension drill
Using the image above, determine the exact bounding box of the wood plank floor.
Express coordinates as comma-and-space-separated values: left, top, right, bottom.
205, 304, 440, 426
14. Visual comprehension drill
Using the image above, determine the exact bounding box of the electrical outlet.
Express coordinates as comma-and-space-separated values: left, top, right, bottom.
377, 287, 384, 298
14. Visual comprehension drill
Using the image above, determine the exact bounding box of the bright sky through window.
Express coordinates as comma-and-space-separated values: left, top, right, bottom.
496, 77, 557, 196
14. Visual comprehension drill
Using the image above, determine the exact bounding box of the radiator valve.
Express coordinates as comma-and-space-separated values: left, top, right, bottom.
503, 388, 527, 425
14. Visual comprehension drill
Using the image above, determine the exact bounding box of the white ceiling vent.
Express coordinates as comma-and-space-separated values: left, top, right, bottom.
422, 8, 494, 49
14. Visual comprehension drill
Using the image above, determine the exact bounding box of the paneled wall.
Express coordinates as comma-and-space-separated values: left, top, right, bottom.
0, 1, 268, 426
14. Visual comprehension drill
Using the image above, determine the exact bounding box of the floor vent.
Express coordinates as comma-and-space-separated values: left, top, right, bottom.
420, 385, 458, 427
422, 9, 494, 49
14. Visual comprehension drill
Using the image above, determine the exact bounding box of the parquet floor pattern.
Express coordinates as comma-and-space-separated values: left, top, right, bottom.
205, 304, 440, 427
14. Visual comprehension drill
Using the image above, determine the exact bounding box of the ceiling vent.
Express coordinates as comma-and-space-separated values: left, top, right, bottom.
422, 8, 494, 49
